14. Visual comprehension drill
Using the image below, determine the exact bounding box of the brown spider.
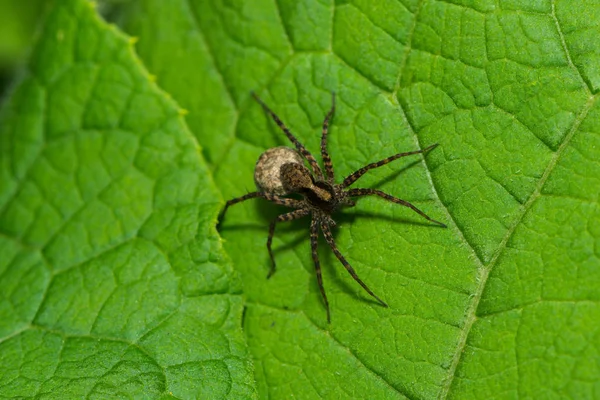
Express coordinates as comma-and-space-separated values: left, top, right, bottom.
221, 92, 446, 323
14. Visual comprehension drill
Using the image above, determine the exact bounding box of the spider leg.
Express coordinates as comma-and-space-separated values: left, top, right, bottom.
221, 191, 262, 218
221, 192, 304, 219
320, 222, 388, 308
321, 92, 336, 183
266, 208, 310, 278
348, 188, 447, 227
310, 218, 331, 323
263, 194, 305, 208
341, 143, 438, 188
252, 92, 324, 180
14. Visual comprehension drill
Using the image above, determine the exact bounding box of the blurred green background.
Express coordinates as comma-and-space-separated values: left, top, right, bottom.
0, 0, 46, 97
0, 0, 132, 98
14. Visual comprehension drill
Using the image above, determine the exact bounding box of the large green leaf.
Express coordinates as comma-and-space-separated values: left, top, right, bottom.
116, 0, 600, 398
2, 0, 598, 399
0, 1, 256, 398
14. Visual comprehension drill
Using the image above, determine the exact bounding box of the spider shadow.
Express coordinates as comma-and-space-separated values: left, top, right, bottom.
335, 209, 444, 228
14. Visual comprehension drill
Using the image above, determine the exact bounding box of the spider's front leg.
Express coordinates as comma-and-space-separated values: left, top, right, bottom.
310, 218, 331, 323
342, 143, 439, 188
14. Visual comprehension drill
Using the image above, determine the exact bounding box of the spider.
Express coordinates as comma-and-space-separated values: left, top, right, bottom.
221, 92, 446, 323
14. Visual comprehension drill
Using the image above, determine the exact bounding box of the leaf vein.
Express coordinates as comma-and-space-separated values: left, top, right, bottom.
550, 0, 593, 94
439, 91, 598, 399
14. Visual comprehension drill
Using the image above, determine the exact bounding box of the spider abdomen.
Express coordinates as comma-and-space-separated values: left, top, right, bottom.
254, 146, 303, 195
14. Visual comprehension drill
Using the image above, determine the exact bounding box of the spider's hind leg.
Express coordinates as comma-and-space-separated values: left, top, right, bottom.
221, 191, 263, 220
320, 222, 388, 309
251, 92, 324, 180
221, 192, 305, 220
310, 218, 331, 323
266, 208, 310, 278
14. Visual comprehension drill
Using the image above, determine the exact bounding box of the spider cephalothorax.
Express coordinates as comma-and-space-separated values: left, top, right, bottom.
221, 92, 445, 323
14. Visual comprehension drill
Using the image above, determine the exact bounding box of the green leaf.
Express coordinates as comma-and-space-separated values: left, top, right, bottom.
2, 0, 597, 399
116, 0, 600, 398
0, 1, 256, 398
0, 0, 47, 65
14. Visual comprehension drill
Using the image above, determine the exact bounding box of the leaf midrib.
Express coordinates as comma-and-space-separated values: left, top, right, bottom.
438, 92, 597, 398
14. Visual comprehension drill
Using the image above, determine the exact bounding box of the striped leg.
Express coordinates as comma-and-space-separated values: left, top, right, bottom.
348, 188, 447, 227
221, 192, 304, 219
342, 143, 438, 188
252, 92, 324, 180
222, 192, 262, 218
310, 218, 331, 323
225, 192, 304, 208
266, 208, 310, 278
262, 193, 305, 208
320, 222, 388, 308
321, 92, 336, 182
